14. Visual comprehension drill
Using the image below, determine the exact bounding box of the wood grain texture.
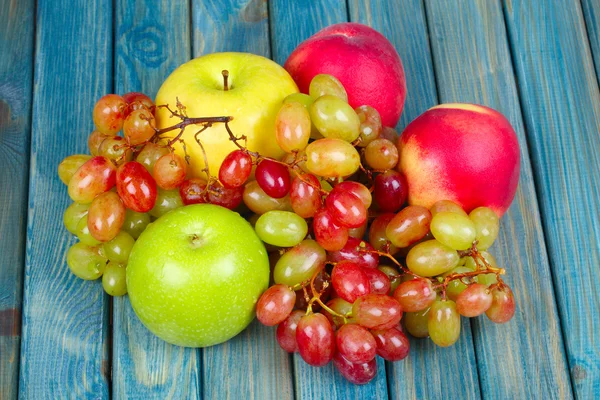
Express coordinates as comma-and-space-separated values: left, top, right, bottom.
348, 1, 482, 399
0, 0, 34, 398
112, 1, 201, 398
425, 1, 573, 398
503, 0, 600, 397
269, 2, 389, 398
18, 1, 112, 398
191, 1, 294, 398
581, 0, 600, 82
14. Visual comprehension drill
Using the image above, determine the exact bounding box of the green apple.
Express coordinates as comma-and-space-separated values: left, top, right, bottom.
127, 204, 269, 347
155, 52, 298, 178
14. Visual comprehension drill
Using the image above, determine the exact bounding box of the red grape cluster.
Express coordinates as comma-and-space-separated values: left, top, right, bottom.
58, 73, 515, 385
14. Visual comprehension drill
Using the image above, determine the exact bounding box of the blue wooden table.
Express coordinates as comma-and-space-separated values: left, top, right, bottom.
1, 0, 599, 398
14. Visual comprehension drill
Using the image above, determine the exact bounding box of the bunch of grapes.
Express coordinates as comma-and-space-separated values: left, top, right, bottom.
58, 73, 515, 385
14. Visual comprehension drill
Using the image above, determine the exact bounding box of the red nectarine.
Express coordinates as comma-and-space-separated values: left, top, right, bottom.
284, 23, 406, 128
398, 104, 520, 216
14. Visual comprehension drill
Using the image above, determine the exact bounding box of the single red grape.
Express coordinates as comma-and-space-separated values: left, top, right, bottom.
116, 161, 157, 212
123, 108, 156, 145
255, 159, 291, 198
179, 178, 208, 205
333, 352, 377, 385
331, 261, 370, 303
353, 294, 403, 330
296, 313, 335, 367
256, 284, 296, 326
393, 278, 437, 312
329, 237, 379, 269
363, 268, 391, 295
333, 181, 372, 209
371, 326, 410, 361
68, 156, 116, 203
290, 173, 321, 218
373, 170, 408, 212
87, 191, 125, 242
207, 184, 244, 210
336, 323, 377, 364
219, 150, 253, 188
485, 285, 516, 323
312, 208, 349, 251
456, 283, 493, 317
325, 188, 367, 228
276, 310, 304, 353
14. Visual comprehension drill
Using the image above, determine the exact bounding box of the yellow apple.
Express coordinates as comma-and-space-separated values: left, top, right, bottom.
155, 52, 298, 178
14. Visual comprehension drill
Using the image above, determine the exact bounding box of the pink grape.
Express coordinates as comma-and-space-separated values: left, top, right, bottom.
93, 94, 127, 135
336, 323, 377, 364
393, 278, 437, 312
68, 156, 116, 204
331, 261, 370, 303
456, 283, 493, 317
207, 184, 244, 210
355, 105, 382, 147
276, 310, 304, 353
153, 153, 187, 190
296, 313, 335, 367
219, 150, 253, 189
363, 268, 391, 295
486, 285, 516, 323
312, 208, 349, 251
122, 92, 155, 115
333, 352, 377, 385
136, 143, 169, 174
87, 191, 125, 242
116, 161, 157, 212
368, 213, 400, 254
325, 187, 367, 228
371, 326, 410, 361
255, 159, 291, 198
373, 170, 408, 212
256, 284, 296, 326
386, 205, 432, 248
353, 294, 403, 330
329, 237, 379, 269
123, 108, 155, 145
290, 173, 321, 218
333, 181, 372, 209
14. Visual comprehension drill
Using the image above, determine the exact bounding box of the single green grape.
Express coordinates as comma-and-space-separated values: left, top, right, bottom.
58, 154, 91, 185
67, 242, 107, 280
444, 266, 476, 301
102, 261, 127, 296
378, 265, 401, 295
103, 231, 135, 264
150, 189, 183, 218
76, 215, 101, 246
309, 95, 360, 142
428, 299, 461, 347
305, 138, 360, 178
430, 211, 477, 250
308, 74, 348, 102
63, 203, 90, 234
273, 239, 326, 286
255, 210, 308, 247
404, 307, 431, 338
469, 207, 500, 250
122, 209, 151, 239
406, 240, 460, 277
283, 93, 322, 139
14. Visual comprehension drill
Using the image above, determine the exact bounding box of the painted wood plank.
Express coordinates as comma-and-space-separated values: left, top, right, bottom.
270, 2, 388, 398
348, 1, 482, 399
0, 0, 34, 399
425, 1, 574, 398
503, 0, 600, 397
191, 1, 294, 398
581, 0, 600, 82
111, 1, 201, 398
18, 0, 112, 398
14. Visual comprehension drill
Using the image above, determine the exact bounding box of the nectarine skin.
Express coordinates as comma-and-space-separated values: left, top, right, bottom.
284, 23, 406, 128
398, 104, 520, 216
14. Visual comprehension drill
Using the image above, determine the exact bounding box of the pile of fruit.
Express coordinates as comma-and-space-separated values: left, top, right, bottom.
57, 23, 519, 385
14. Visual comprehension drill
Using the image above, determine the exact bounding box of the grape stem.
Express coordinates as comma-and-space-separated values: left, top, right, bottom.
305, 266, 347, 323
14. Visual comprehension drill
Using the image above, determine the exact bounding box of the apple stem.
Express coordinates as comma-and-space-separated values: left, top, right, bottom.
222, 70, 229, 91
